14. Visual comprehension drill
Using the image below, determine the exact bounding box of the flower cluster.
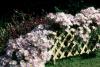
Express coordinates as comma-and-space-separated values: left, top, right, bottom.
0, 25, 54, 67
47, 7, 100, 43
47, 7, 100, 26
47, 12, 74, 26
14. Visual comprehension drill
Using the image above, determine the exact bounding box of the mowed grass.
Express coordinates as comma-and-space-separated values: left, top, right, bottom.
46, 50, 100, 67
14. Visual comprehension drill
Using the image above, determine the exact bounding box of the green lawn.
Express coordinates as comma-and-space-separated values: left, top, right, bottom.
46, 50, 100, 67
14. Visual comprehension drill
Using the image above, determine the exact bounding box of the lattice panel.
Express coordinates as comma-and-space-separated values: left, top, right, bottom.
50, 30, 97, 63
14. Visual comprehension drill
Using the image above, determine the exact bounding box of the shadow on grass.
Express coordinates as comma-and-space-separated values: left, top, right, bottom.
46, 51, 100, 67
80, 51, 96, 59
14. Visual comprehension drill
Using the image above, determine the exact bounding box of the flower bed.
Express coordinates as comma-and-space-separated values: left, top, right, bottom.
0, 7, 100, 67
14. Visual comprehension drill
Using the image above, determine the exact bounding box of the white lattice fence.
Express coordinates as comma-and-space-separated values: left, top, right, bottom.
50, 30, 97, 63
